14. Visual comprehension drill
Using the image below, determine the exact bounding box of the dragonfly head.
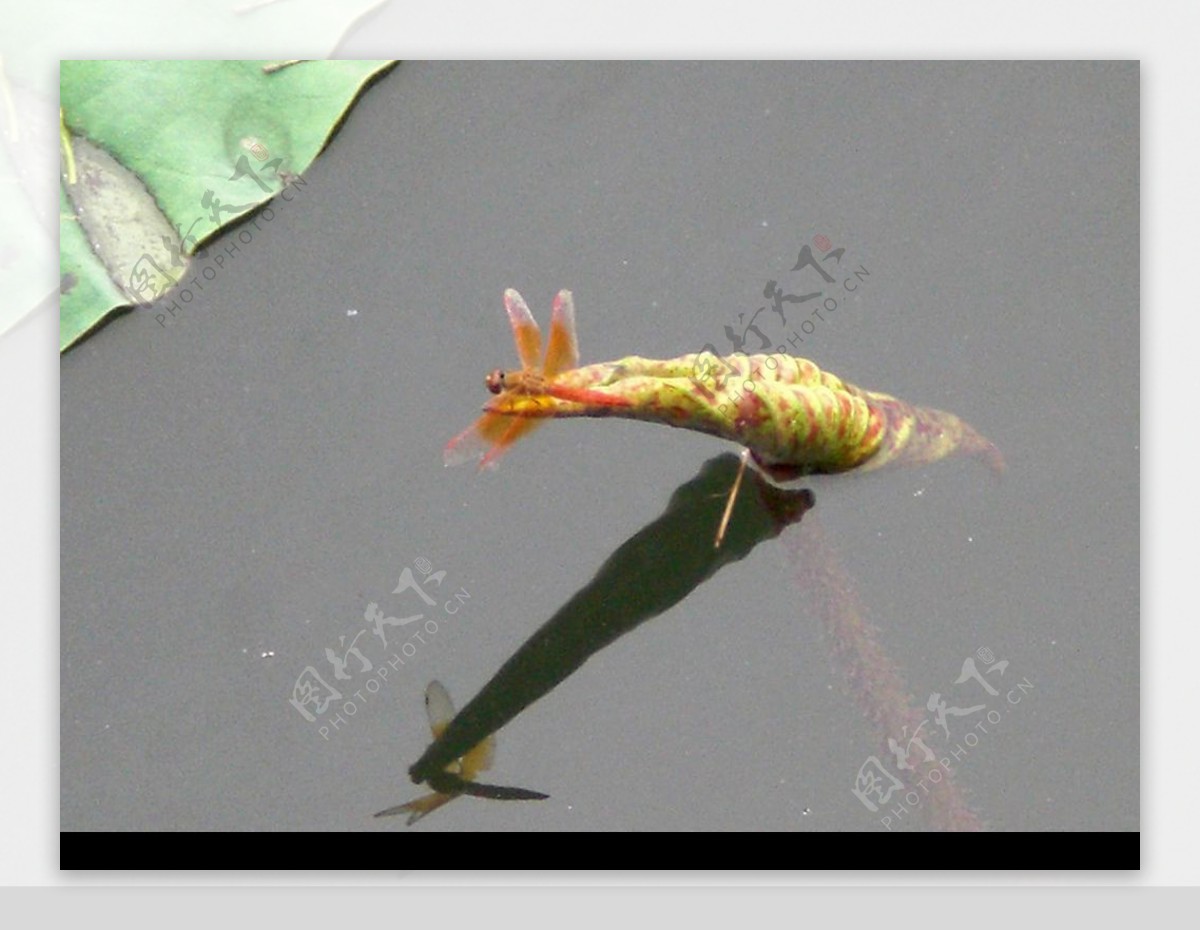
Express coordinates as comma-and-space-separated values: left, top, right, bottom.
485, 369, 506, 394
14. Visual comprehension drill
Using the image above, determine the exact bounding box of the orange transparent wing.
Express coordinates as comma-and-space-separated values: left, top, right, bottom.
542, 289, 579, 379
504, 288, 542, 371
444, 411, 508, 467
443, 289, 556, 469
478, 416, 544, 470
443, 411, 545, 470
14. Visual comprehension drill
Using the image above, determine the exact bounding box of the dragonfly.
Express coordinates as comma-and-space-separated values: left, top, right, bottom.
374, 680, 548, 825
444, 289, 633, 470
445, 289, 1003, 542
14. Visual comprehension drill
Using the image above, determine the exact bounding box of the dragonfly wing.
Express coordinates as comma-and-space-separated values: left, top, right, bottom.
373, 791, 455, 825
443, 411, 544, 469
424, 680, 455, 736
504, 289, 543, 371
542, 289, 580, 379
424, 679, 495, 779
443, 413, 505, 467
460, 732, 496, 779
477, 416, 545, 470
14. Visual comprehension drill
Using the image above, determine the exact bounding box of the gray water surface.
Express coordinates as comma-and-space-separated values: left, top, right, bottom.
61, 61, 1138, 833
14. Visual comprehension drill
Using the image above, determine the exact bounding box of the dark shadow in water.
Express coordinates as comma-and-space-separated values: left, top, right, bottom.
408, 453, 813, 785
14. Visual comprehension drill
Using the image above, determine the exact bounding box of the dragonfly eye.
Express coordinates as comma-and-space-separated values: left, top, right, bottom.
485, 370, 505, 394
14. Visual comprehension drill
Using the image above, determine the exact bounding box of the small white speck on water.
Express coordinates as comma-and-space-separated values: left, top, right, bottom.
346, 308, 358, 317
261, 650, 276, 659
761, 220, 769, 227
913, 487, 925, 497
650, 301, 659, 309
967, 536, 974, 543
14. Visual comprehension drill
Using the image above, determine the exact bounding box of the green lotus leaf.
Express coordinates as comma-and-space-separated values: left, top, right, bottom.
59, 59, 395, 350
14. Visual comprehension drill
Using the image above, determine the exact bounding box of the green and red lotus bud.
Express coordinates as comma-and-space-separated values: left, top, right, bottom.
486, 351, 1003, 480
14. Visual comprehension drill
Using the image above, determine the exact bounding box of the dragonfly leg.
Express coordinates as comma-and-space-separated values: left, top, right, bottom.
714, 447, 751, 549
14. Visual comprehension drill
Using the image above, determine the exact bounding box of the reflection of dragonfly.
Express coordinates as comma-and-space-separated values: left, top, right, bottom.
409, 454, 813, 789
374, 681, 548, 826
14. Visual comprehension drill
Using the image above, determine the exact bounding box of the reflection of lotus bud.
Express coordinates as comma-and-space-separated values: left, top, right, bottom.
414, 557, 432, 575
978, 646, 995, 665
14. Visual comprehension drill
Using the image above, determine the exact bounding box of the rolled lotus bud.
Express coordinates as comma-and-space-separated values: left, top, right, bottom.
856, 391, 1006, 474
487, 351, 1001, 479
